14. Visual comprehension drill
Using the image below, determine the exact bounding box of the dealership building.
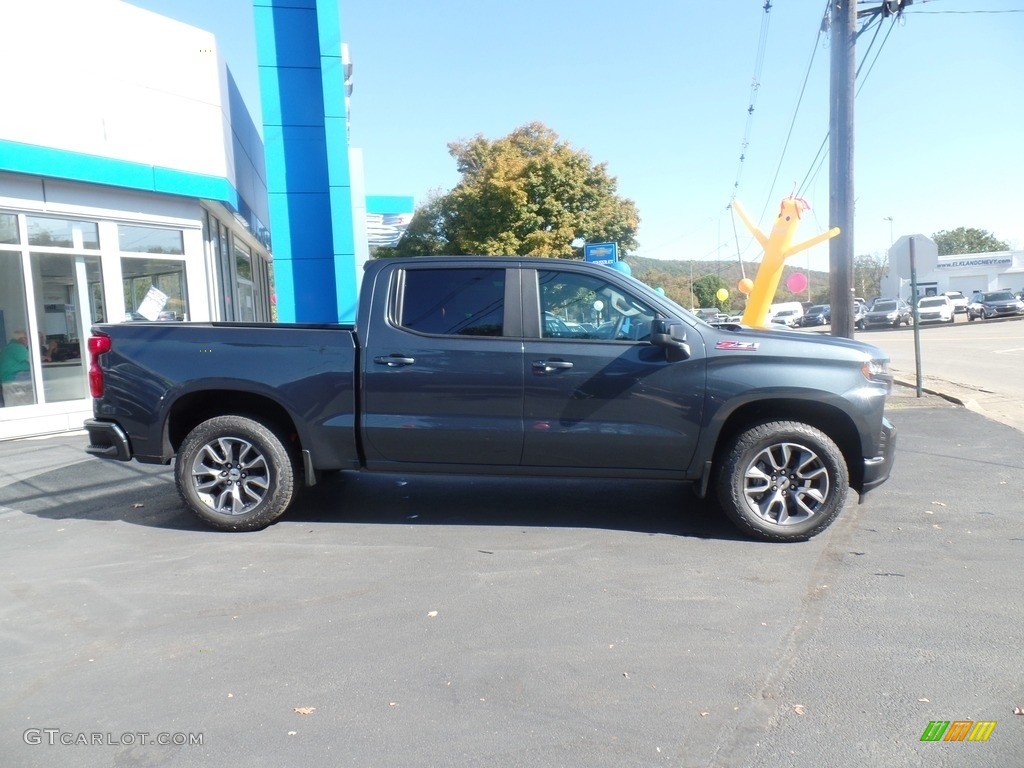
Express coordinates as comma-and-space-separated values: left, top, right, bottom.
0, 1, 412, 440
881, 236, 1024, 300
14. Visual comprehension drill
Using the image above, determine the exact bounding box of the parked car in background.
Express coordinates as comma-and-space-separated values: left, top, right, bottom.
693, 308, 723, 323
853, 301, 867, 330
967, 290, 1024, 321
798, 304, 831, 327
943, 291, 969, 314
917, 295, 955, 324
864, 298, 912, 329
772, 308, 803, 327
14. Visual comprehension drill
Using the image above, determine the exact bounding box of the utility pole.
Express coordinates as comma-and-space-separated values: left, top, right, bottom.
829, 0, 856, 338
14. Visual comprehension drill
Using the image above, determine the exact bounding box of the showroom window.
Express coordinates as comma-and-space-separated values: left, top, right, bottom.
1, 213, 18, 244
0, 241, 36, 408
119, 224, 189, 321
2, 212, 110, 408
31, 252, 103, 402
234, 239, 256, 321
118, 224, 184, 255
121, 257, 189, 321
27, 216, 99, 250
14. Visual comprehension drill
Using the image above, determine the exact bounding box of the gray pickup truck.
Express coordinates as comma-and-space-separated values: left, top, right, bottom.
84, 256, 896, 541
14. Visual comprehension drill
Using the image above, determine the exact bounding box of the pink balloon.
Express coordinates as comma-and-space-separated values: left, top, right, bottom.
786, 272, 808, 294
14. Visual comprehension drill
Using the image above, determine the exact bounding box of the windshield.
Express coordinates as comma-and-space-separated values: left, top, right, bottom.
873, 301, 897, 311
808, 305, 827, 313
982, 292, 1014, 301
919, 298, 946, 308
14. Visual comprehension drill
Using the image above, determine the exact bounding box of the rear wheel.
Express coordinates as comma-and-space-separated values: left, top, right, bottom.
175, 415, 298, 531
716, 421, 849, 542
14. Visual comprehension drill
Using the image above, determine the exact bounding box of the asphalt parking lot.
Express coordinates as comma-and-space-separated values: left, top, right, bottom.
1, 390, 1022, 767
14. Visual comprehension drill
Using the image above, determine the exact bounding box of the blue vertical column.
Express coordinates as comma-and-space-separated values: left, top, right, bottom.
253, 0, 357, 323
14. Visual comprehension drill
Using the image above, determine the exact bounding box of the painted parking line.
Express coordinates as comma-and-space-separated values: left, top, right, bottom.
994, 347, 1024, 355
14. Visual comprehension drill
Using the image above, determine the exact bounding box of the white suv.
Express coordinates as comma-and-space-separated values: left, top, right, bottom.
943, 291, 968, 314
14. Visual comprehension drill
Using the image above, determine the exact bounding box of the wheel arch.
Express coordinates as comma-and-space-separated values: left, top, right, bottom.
710, 398, 863, 490
165, 390, 301, 458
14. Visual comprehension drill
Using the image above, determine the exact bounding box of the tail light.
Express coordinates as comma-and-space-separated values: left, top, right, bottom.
88, 335, 111, 397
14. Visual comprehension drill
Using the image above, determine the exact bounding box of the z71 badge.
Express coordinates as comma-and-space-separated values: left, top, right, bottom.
715, 340, 760, 351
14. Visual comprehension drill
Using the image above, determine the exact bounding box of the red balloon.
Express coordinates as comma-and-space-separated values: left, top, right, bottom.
786, 272, 808, 294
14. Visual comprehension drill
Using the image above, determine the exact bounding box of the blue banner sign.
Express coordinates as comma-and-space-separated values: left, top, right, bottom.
584, 242, 618, 265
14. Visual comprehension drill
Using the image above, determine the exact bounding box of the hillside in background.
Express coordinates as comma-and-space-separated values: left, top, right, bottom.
626, 255, 832, 312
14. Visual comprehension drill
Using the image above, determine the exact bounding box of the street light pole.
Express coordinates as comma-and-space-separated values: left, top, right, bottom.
883, 216, 894, 247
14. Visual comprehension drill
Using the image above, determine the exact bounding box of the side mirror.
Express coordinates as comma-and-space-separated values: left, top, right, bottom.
650, 318, 691, 361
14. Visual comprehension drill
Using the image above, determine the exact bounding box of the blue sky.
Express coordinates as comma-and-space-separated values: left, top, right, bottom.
132, 0, 1023, 271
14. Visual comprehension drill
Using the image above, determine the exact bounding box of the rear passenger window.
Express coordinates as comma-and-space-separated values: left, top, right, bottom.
399, 268, 505, 336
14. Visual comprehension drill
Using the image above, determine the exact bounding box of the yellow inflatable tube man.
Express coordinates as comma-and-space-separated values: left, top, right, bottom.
733, 197, 840, 327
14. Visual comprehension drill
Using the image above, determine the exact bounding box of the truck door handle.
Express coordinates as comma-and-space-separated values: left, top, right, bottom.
532, 360, 574, 373
374, 354, 415, 367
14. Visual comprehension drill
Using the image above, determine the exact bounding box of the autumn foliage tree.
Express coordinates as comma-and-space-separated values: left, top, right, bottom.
380, 122, 639, 258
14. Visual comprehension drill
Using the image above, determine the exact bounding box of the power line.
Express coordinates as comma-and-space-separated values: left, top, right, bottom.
755, 0, 832, 225
729, 1, 775, 203
795, 12, 900, 197
907, 8, 1024, 13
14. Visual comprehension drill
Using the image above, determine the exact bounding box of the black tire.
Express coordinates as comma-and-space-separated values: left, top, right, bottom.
968, 312, 976, 322
715, 421, 849, 542
175, 415, 298, 531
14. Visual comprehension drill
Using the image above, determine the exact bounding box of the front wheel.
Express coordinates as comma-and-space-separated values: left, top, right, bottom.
175, 415, 298, 531
715, 421, 850, 541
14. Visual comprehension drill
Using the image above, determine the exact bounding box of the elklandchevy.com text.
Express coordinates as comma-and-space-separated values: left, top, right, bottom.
23, 729, 203, 747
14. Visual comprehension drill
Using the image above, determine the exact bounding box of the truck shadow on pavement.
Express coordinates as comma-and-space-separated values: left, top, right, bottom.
3, 460, 747, 540
292, 472, 744, 540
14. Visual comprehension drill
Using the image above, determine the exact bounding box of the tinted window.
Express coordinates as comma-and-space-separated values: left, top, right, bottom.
400, 268, 505, 336
873, 301, 896, 311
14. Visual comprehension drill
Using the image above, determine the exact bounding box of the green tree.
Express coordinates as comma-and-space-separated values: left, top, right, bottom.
386, 122, 639, 258
854, 252, 888, 299
932, 227, 1009, 256
692, 274, 729, 311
